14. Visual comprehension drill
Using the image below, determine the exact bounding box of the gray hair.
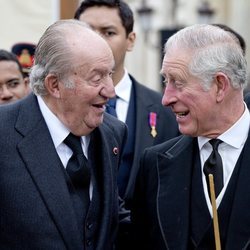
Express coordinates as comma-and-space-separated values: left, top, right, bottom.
29, 19, 90, 96
164, 24, 247, 90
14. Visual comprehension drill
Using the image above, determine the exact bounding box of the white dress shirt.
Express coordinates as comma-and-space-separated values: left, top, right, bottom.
114, 68, 132, 123
198, 103, 250, 217
37, 96, 92, 198
37, 96, 89, 166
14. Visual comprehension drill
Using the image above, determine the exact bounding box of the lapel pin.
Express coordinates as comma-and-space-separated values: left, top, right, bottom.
149, 112, 157, 138
113, 147, 119, 155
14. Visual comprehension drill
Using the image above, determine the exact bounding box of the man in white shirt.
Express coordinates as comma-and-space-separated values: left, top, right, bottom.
75, 0, 179, 207
131, 24, 250, 250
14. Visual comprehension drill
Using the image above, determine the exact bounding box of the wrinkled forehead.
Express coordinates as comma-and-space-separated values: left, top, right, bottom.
70, 42, 115, 76
161, 47, 192, 70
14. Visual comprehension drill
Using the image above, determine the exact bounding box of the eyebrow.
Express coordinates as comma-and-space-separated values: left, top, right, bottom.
0, 78, 21, 87
101, 26, 118, 32
90, 23, 117, 30
90, 68, 114, 76
7, 78, 21, 83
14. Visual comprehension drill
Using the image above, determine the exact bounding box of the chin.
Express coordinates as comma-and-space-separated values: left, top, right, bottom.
179, 127, 194, 136
91, 118, 104, 128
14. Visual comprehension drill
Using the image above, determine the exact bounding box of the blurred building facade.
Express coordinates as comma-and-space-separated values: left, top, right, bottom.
0, 0, 249, 91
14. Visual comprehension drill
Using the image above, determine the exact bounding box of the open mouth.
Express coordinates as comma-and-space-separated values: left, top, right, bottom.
93, 103, 105, 112
93, 104, 104, 108
176, 111, 189, 118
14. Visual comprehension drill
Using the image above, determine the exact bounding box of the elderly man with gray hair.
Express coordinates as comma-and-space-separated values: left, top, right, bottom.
131, 24, 249, 250
0, 19, 127, 249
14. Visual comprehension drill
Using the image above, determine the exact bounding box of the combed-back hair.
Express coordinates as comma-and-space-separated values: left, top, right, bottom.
29, 19, 90, 96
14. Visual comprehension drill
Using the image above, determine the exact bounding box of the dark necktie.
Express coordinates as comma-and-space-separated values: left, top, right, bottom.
203, 139, 224, 198
106, 97, 117, 117
64, 133, 90, 205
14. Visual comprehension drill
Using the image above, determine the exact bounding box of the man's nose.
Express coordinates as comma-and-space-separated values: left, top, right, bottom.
101, 77, 115, 98
0, 85, 14, 100
162, 84, 177, 107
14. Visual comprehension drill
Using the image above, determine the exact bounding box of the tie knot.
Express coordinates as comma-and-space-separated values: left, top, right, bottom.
107, 97, 117, 108
209, 139, 222, 150
106, 96, 118, 117
64, 133, 83, 155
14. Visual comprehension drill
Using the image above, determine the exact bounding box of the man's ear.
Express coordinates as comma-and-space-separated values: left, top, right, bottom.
44, 73, 61, 98
214, 72, 230, 102
126, 31, 136, 52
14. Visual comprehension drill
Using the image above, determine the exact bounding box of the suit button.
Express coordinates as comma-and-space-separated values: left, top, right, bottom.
87, 222, 93, 230
86, 239, 91, 246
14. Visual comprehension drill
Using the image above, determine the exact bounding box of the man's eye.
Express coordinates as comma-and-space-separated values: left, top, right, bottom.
104, 31, 116, 37
163, 78, 168, 87
109, 71, 114, 77
163, 78, 184, 89
7, 81, 20, 88
174, 80, 184, 88
92, 77, 101, 83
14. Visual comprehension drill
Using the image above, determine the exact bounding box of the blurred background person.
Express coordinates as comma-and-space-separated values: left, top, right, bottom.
11, 42, 36, 80
75, 2, 179, 249
75, 0, 179, 209
0, 49, 30, 105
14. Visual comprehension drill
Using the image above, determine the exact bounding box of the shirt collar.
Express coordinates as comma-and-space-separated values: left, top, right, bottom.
37, 96, 69, 149
198, 102, 250, 150
115, 68, 132, 103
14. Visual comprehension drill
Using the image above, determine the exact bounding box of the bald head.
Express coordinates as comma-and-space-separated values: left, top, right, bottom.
30, 19, 113, 96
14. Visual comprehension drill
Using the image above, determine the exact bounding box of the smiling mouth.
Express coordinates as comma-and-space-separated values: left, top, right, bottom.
92, 104, 106, 111
93, 103, 104, 108
176, 111, 189, 118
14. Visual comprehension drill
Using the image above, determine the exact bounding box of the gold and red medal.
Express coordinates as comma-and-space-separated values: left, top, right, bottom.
149, 112, 157, 137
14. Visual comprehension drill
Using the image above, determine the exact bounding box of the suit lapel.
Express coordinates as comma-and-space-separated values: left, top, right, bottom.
157, 136, 194, 249
133, 79, 158, 159
15, 95, 82, 249
126, 78, 160, 197
91, 123, 118, 248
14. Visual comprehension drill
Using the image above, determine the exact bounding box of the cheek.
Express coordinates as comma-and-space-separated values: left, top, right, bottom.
190, 96, 207, 114
103, 39, 116, 53
110, 41, 127, 56
20, 86, 29, 95
72, 86, 92, 100
12, 87, 25, 97
190, 96, 214, 128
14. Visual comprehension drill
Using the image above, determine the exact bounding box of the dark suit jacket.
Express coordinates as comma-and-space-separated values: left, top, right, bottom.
131, 134, 250, 250
0, 94, 127, 250
123, 75, 179, 206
